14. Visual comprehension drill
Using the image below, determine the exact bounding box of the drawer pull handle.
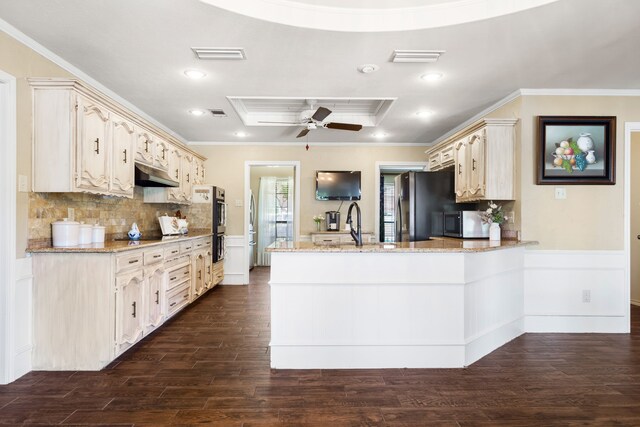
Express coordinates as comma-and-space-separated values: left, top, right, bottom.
128, 259, 139, 264
170, 276, 177, 281
132, 301, 137, 318
153, 254, 162, 258
170, 302, 177, 307
443, 153, 450, 158
183, 294, 188, 299
184, 271, 189, 276
155, 290, 160, 304
171, 250, 178, 254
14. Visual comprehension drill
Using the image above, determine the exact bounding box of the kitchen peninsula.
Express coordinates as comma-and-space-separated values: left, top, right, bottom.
268, 239, 536, 369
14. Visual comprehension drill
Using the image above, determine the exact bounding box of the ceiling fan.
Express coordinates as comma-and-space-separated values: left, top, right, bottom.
258, 100, 363, 138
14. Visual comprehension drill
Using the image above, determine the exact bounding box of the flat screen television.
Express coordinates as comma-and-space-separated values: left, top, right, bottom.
315, 170, 361, 201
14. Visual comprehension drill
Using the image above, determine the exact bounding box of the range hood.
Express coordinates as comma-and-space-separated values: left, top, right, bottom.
134, 163, 179, 187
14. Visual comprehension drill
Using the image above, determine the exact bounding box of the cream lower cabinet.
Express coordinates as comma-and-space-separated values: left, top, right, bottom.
31, 235, 215, 370
115, 268, 145, 356
192, 250, 206, 300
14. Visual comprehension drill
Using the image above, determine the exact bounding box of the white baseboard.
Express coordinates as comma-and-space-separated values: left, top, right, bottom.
524, 250, 628, 333
465, 317, 524, 366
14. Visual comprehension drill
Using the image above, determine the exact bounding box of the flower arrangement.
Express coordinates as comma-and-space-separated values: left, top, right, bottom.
313, 214, 325, 231
479, 201, 508, 225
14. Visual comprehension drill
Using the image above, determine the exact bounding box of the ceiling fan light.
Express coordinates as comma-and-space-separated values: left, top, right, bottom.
184, 69, 207, 79
421, 72, 443, 82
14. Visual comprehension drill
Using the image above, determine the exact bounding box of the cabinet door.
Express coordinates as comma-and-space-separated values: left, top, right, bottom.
181, 154, 194, 203
204, 250, 213, 290
111, 114, 135, 197
167, 147, 183, 202
194, 159, 205, 184
454, 139, 468, 199
154, 138, 170, 171
115, 270, 144, 356
192, 251, 205, 298
76, 96, 110, 192
145, 263, 166, 334
468, 131, 486, 199
135, 129, 154, 165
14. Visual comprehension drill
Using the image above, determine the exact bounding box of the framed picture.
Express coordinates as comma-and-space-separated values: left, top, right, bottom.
537, 116, 616, 185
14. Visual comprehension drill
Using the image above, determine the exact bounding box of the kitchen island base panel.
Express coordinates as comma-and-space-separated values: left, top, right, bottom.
269, 247, 525, 369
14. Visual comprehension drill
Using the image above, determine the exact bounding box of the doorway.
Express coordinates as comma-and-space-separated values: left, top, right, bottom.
244, 161, 300, 285
0, 70, 17, 384
629, 127, 640, 308
374, 161, 428, 243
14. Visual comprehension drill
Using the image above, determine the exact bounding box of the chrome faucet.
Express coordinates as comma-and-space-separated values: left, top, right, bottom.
346, 202, 363, 247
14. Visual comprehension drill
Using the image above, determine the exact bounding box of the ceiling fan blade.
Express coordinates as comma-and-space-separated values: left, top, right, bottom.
312, 106, 332, 122
325, 122, 363, 131
296, 128, 310, 138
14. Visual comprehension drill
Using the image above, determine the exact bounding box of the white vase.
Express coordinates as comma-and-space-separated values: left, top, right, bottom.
576, 133, 595, 152
489, 223, 501, 241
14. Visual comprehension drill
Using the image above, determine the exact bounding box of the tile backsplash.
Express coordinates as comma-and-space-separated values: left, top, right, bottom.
29, 187, 212, 242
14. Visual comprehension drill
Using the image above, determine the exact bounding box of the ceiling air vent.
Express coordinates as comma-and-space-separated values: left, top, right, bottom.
209, 109, 227, 117
192, 47, 246, 60
391, 50, 445, 63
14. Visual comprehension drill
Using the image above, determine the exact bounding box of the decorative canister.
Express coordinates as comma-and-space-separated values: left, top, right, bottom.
78, 222, 93, 245
51, 218, 80, 247
92, 225, 106, 243
489, 223, 501, 242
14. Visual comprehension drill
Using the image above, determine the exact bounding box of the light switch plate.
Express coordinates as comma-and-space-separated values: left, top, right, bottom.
235, 199, 243, 207
555, 187, 567, 199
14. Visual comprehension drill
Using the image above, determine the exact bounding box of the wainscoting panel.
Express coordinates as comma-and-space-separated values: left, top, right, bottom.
13, 257, 33, 381
524, 250, 628, 333
223, 235, 246, 285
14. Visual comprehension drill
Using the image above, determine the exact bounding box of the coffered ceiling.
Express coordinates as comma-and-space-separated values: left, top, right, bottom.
0, 0, 639, 145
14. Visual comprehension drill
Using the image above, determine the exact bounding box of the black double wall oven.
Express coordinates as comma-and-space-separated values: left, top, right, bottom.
213, 186, 226, 263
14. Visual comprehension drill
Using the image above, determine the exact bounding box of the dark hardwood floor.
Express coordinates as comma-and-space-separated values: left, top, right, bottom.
2, 266, 640, 425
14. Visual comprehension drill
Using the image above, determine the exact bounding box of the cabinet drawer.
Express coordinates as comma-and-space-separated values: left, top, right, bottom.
428, 152, 441, 169
180, 241, 194, 252
165, 254, 189, 270
167, 282, 190, 317
193, 238, 208, 250
167, 264, 190, 290
313, 235, 342, 245
144, 248, 164, 265
440, 145, 455, 167
211, 261, 224, 285
164, 245, 180, 259
115, 251, 143, 273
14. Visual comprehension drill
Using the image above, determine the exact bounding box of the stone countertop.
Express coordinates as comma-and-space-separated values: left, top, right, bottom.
26, 230, 213, 254
267, 237, 537, 253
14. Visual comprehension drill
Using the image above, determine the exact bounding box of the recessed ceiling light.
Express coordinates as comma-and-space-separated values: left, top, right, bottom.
234, 131, 248, 137
421, 72, 443, 82
189, 109, 205, 116
416, 110, 434, 117
184, 69, 207, 79
358, 64, 380, 74
372, 132, 387, 139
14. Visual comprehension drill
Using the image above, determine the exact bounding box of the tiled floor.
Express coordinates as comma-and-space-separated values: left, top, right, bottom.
1, 266, 640, 425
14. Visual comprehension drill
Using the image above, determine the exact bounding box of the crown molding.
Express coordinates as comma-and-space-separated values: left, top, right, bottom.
0, 18, 187, 144
188, 141, 430, 147
520, 88, 640, 96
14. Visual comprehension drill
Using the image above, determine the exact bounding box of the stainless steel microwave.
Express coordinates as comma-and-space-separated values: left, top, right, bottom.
443, 211, 489, 238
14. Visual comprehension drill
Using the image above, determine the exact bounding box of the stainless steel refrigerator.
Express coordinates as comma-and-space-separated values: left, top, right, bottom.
394, 170, 456, 242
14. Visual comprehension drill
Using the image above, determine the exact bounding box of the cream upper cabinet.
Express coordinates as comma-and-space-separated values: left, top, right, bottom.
429, 118, 517, 203
194, 158, 206, 184
135, 129, 154, 165
181, 153, 194, 203
76, 96, 110, 193
115, 269, 144, 356
110, 114, 135, 197
154, 137, 170, 171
